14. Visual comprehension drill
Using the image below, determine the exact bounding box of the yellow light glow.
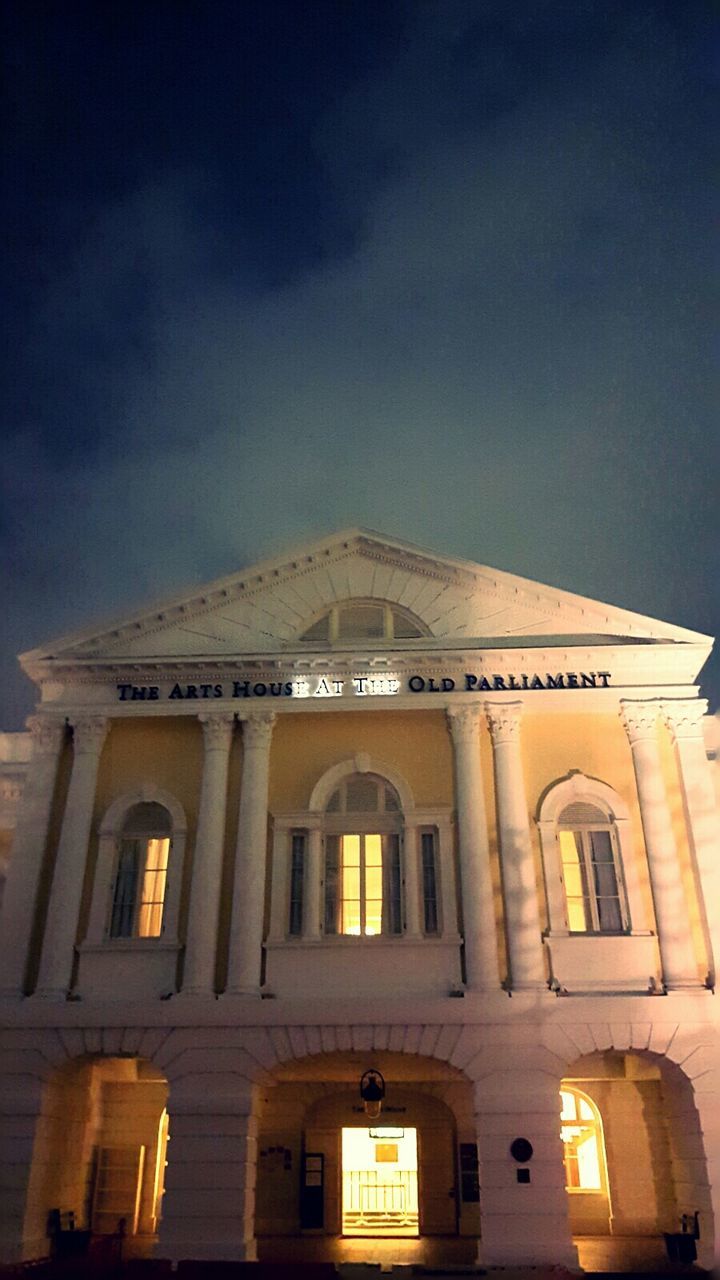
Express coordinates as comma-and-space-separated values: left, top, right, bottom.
137, 838, 169, 937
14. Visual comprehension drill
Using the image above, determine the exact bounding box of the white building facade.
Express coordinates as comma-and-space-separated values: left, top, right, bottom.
0, 529, 718, 1269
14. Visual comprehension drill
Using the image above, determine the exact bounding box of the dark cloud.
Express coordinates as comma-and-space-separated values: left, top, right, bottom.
1, 0, 716, 725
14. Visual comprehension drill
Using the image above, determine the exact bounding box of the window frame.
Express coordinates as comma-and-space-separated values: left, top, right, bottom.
296, 599, 429, 644
557, 819, 630, 935
84, 789, 187, 948
536, 772, 645, 938
559, 1086, 609, 1196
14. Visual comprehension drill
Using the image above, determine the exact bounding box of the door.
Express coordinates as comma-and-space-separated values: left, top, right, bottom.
419, 1124, 458, 1235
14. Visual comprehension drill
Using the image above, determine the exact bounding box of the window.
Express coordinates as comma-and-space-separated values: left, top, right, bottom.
560, 1087, 606, 1192
299, 600, 426, 643
420, 828, 440, 934
323, 775, 403, 936
288, 831, 306, 936
109, 803, 172, 939
558, 802, 628, 933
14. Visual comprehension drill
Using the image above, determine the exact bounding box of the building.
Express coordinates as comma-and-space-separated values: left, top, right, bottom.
0, 528, 718, 1270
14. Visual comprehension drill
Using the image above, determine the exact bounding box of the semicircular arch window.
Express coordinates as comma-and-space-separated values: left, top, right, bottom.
298, 600, 427, 643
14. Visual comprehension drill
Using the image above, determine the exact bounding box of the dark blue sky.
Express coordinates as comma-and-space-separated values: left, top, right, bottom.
2, 0, 717, 726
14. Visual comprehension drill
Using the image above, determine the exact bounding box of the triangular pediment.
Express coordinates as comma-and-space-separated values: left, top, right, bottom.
21, 528, 711, 671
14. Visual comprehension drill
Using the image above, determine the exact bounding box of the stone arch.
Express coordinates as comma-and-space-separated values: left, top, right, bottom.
255, 1045, 477, 1244
557, 1039, 716, 1270
85, 788, 187, 949
308, 757, 416, 814
4, 1040, 169, 1265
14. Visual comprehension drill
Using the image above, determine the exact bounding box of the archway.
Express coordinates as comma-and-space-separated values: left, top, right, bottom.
24, 1056, 168, 1262
254, 1050, 478, 1266
563, 1049, 713, 1272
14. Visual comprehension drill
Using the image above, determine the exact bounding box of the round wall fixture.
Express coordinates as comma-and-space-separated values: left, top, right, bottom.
509, 1137, 534, 1163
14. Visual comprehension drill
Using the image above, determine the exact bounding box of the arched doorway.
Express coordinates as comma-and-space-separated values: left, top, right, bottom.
563, 1049, 713, 1271
25, 1056, 168, 1262
254, 1050, 478, 1265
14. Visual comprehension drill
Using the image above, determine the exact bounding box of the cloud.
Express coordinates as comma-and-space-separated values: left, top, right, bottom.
2, 1, 716, 724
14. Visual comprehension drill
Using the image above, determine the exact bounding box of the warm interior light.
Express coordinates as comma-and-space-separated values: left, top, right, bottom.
341, 1127, 418, 1235
137, 838, 169, 937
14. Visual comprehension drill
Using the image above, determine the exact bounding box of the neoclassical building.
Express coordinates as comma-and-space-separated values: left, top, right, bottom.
0, 529, 718, 1270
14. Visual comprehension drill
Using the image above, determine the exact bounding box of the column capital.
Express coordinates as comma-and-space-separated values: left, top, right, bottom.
661, 698, 709, 743
26, 715, 66, 756
70, 716, 109, 755
241, 711, 276, 750
619, 699, 659, 744
199, 711, 235, 750
446, 703, 481, 744
485, 700, 523, 744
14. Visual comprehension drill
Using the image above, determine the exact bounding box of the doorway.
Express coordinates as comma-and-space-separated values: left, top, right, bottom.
341, 1127, 419, 1235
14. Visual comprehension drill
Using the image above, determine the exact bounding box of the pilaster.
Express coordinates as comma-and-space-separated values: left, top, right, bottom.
225, 713, 276, 995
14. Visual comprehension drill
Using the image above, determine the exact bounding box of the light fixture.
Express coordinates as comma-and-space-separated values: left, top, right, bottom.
360, 1068, 385, 1120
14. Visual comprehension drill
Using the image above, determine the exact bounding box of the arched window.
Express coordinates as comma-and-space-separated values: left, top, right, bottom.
536, 773, 637, 937
109, 802, 172, 938
560, 1087, 607, 1193
557, 801, 628, 933
324, 774, 404, 935
298, 600, 427, 643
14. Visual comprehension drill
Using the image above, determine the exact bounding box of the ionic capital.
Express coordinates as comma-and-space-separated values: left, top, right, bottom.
446, 704, 481, 745
26, 715, 66, 757
199, 711, 235, 751
70, 716, 109, 756
619, 700, 659, 745
242, 711, 276, 751
661, 698, 709, 744
485, 700, 523, 745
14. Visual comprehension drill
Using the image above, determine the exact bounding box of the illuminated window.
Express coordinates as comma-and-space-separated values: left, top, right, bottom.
324, 775, 403, 936
299, 600, 426, 643
558, 803, 628, 933
109, 803, 171, 939
560, 1087, 606, 1192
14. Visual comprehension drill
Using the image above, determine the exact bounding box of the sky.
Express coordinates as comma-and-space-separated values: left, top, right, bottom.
1, 0, 717, 727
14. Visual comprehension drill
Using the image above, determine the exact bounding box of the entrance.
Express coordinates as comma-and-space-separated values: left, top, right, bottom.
342, 1127, 418, 1236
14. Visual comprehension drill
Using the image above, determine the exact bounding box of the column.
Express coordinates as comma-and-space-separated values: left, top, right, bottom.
662, 698, 720, 986
158, 1078, 259, 1261
474, 1067, 577, 1267
486, 701, 546, 989
447, 705, 500, 990
33, 716, 109, 1000
225, 712, 275, 995
0, 716, 65, 999
304, 824, 322, 940
620, 700, 698, 988
402, 820, 422, 939
181, 712, 235, 996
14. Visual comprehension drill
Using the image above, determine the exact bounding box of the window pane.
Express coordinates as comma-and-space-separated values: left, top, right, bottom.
365, 833, 382, 865
386, 833, 402, 935
576, 1132, 602, 1189
324, 835, 339, 934
326, 788, 341, 813
337, 604, 385, 638
341, 836, 362, 935
346, 777, 379, 812
300, 614, 330, 641
560, 1090, 577, 1121
391, 609, 423, 638
365, 835, 384, 935
110, 840, 141, 938
289, 832, 306, 936
559, 830, 590, 932
343, 834, 361, 864
343, 899, 362, 935
421, 830, 439, 934
137, 837, 169, 937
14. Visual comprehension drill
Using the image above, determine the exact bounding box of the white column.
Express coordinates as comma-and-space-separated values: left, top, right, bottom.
447, 705, 500, 990
304, 824, 322, 940
620, 700, 699, 989
0, 717, 65, 999
662, 698, 720, 987
486, 701, 546, 989
181, 713, 235, 996
34, 716, 109, 1000
403, 821, 422, 939
225, 712, 275, 995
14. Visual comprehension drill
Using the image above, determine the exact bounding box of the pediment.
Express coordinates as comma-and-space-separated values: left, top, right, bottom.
21, 528, 710, 670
